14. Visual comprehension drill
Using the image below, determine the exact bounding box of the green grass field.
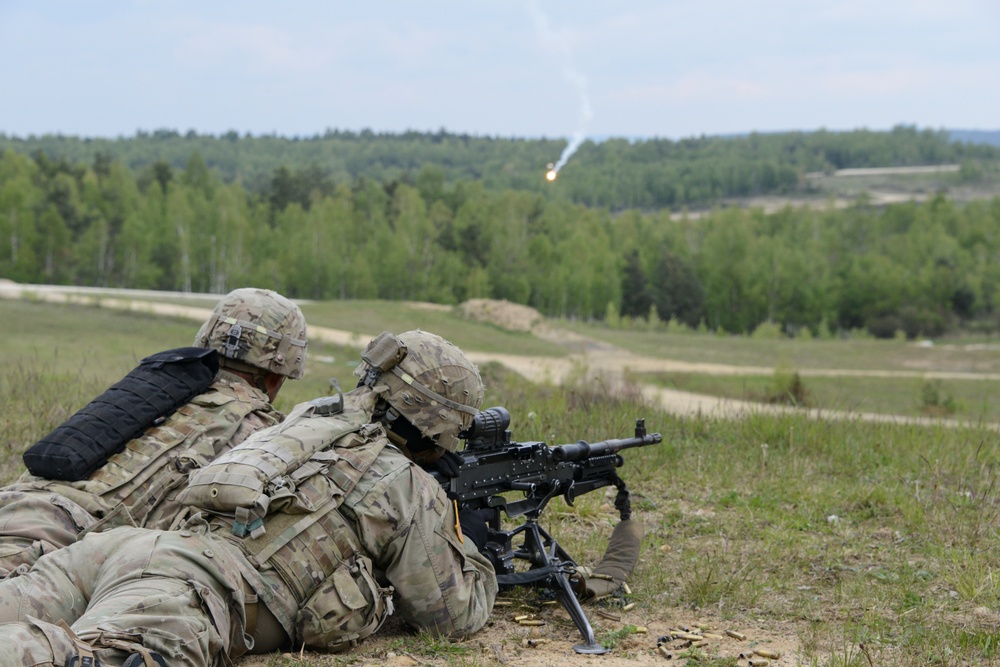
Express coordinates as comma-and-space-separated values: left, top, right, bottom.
67, 292, 569, 357
641, 371, 1000, 423
561, 321, 1000, 374
5, 298, 1000, 666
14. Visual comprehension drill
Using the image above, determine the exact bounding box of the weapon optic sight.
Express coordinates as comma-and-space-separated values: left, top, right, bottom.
460, 406, 511, 451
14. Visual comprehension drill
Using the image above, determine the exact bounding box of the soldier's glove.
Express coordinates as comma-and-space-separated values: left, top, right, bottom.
458, 508, 493, 551
426, 450, 463, 478
576, 519, 644, 600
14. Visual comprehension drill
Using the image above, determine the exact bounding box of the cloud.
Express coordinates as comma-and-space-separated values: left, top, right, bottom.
172, 22, 325, 74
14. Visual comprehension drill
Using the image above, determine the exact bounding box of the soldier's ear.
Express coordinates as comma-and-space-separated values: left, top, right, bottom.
263, 373, 286, 402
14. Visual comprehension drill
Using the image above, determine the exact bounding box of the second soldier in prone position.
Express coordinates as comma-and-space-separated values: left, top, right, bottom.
0, 330, 497, 667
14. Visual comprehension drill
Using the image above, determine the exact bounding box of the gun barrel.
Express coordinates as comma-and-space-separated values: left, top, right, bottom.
550, 433, 662, 462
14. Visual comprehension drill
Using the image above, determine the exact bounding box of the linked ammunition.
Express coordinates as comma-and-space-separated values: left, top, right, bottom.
754, 649, 781, 659
726, 630, 747, 641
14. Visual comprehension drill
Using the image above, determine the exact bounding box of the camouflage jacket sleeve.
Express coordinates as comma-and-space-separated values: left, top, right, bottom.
343, 446, 498, 638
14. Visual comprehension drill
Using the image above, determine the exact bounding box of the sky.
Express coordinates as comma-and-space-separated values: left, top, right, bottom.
1, 1, 998, 141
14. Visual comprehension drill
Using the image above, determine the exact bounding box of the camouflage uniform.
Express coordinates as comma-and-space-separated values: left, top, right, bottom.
0, 287, 307, 577
0, 371, 280, 576
0, 331, 496, 667
0, 526, 250, 667
0, 429, 495, 666
189, 385, 498, 654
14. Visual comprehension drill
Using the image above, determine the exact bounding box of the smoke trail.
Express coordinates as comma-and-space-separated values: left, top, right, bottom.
527, 0, 592, 176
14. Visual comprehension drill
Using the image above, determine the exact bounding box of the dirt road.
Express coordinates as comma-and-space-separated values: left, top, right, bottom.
5, 281, 994, 431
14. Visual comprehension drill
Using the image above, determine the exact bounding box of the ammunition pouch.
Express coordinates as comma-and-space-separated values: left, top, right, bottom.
296, 555, 394, 653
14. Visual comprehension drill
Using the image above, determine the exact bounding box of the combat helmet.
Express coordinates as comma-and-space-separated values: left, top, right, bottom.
194, 288, 308, 379
356, 330, 484, 452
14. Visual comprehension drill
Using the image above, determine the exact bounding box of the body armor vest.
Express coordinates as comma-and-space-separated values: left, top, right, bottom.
179, 388, 381, 537
194, 387, 393, 651
15, 375, 272, 528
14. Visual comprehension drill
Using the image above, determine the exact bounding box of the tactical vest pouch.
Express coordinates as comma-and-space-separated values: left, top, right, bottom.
23, 347, 219, 482
178, 389, 379, 536
296, 555, 394, 653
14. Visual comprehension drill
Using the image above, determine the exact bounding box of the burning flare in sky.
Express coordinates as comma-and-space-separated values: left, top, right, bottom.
530, 1, 591, 183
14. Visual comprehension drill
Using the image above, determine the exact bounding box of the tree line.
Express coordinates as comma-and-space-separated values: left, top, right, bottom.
2, 148, 999, 338
1, 125, 997, 211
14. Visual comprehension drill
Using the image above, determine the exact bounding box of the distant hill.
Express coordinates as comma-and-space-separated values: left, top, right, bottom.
2, 125, 998, 211
949, 130, 1000, 147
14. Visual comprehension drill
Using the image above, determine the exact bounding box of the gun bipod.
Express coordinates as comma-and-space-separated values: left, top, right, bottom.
494, 517, 608, 654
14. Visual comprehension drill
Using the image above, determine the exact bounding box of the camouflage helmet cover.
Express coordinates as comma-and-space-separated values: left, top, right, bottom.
194, 288, 308, 379
356, 330, 484, 452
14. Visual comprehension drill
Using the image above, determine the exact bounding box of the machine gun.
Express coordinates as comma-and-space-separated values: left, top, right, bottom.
433, 406, 662, 654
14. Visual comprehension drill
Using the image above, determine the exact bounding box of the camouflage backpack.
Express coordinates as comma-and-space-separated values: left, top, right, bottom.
177, 387, 381, 538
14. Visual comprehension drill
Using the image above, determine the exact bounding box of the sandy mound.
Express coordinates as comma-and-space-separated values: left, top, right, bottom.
458, 299, 544, 333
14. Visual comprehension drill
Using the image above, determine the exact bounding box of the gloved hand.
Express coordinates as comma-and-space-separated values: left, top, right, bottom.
424, 450, 463, 478
577, 519, 644, 600
458, 508, 493, 551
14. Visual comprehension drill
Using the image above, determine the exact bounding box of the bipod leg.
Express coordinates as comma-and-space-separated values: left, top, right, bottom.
521, 520, 607, 655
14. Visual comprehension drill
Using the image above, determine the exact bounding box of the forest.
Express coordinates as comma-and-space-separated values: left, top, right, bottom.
2, 129, 1000, 339
2, 125, 999, 211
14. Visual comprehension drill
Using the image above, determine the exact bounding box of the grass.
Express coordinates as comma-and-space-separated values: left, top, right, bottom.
485, 371, 1000, 666
296, 300, 567, 357
3, 299, 363, 416
558, 321, 1000, 374
48, 293, 571, 357
641, 371, 1000, 423
6, 297, 1000, 665
804, 168, 1000, 202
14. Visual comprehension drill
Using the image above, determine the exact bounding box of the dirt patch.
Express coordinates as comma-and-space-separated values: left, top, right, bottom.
236, 605, 808, 667
402, 301, 453, 312
459, 299, 544, 333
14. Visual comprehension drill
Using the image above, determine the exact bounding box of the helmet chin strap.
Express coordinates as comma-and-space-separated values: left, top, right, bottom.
379, 406, 444, 463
